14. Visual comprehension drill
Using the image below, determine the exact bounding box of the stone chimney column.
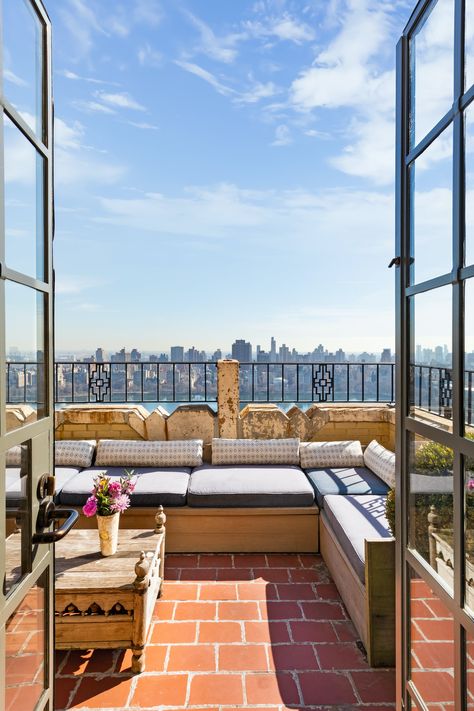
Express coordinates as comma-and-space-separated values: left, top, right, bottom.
217, 359, 239, 438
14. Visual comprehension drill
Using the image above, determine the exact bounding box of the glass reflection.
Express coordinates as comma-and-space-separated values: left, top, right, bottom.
467, 630, 474, 709
410, 0, 454, 147
465, 457, 474, 613
410, 124, 453, 284
466, 1, 474, 93
4, 443, 29, 595
466, 280, 474, 432
466, 106, 474, 268
4, 115, 45, 280
409, 566, 455, 708
408, 434, 454, 589
5, 581, 45, 711
5, 282, 46, 431
410, 286, 453, 430
3, 0, 43, 136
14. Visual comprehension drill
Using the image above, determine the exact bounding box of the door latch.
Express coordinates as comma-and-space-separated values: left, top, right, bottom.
388, 257, 401, 268
32, 501, 78, 544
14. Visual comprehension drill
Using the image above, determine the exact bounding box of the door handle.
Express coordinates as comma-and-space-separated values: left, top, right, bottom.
32, 501, 79, 544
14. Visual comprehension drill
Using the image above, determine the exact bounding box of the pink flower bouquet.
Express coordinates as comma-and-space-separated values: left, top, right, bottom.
83, 469, 136, 517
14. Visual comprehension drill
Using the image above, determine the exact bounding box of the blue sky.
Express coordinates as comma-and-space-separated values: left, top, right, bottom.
11, 0, 430, 354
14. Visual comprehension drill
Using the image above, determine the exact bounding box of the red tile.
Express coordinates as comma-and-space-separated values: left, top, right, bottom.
217, 568, 253, 581
199, 554, 233, 568
315, 582, 340, 600
153, 600, 175, 621
425, 598, 454, 619
333, 620, 359, 642
151, 621, 196, 643
188, 674, 243, 705
179, 568, 217, 581
273, 583, 317, 600
318, 643, 367, 669
261, 601, 303, 620
299, 554, 324, 567
245, 621, 290, 643
238, 582, 276, 600
270, 643, 319, 671
219, 601, 260, 620
411, 670, 454, 704
132, 673, 188, 707
174, 601, 216, 621
116, 645, 167, 673
234, 553, 268, 567
219, 644, 268, 671
411, 599, 434, 618
55, 677, 78, 710
167, 644, 215, 672
415, 618, 454, 642
165, 554, 199, 568
411, 641, 455, 669
301, 601, 346, 620
163, 567, 181, 581
299, 671, 357, 705
290, 620, 338, 643
199, 621, 242, 643
266, 554, 301, 568
245, 672, 300, 705
351, 670, 396, 703
61, 649, 115, 676
70, 676, 132, 708
162, 583, 198, 601
199, 583, 237, 601
290, 568, 324, 583
253, 568, 290, 582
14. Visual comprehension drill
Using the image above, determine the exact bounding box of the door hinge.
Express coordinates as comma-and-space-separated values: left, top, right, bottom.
388, 256, 401, 268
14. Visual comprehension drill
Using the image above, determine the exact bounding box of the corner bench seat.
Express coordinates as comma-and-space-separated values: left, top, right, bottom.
59, 466, 191, 507
304, 467, 390, 508
323, 494, 392, 583
187, 464, 315, 508
7, 466, 82, 500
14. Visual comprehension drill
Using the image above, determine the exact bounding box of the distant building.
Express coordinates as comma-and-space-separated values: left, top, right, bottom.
232, 339, 252, 362
171, 346, 184, 362
270, 337, 277, 361
185, 346, 204, 362
210, 349, 222, 361
158, 353, 169, 362
381, 348, 392, 363
95, 347, 104, 362
279, 344, 290, 361
335, 348, 346, 363
257, 350, 270, 363
131, 349, 141, 362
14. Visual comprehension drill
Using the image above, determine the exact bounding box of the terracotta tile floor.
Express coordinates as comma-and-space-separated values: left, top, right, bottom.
55, 553, 395, 710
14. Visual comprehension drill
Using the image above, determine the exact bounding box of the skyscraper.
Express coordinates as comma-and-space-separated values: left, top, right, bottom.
171, 346, 184, 362
232, 339, 252, 362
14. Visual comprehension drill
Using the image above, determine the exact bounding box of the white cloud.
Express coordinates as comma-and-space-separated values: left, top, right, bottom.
183, 10, 244, 64
55, 275, 100, 295
94, 91, 146, 112
133, 0, 163, 27
236, 79, 279, 104
4, 68, 27, 87
72, 100, 116, 115
127, 121, 159, 131
245, 14, 315, 44
272, 124, 292, 146
58, 69, 118, 86
137, 43, 163, 68
329, 115, 395, 185
174, 61, 235, 97
55, 118, 85, 151
59, 0, 105, 59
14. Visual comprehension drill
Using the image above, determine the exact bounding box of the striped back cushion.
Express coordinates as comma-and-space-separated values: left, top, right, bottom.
300, 440, 364, 469
364, 440, 396, 488
55, 440, 96, 467
95, 439, 203, 467
212, 438, 300, 465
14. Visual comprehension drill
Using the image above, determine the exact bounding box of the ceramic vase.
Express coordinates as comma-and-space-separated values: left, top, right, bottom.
96, 512, 120, 556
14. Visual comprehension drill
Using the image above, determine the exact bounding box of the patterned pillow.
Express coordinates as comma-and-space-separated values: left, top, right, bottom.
95, 439, 203, 467
300, 440, 364, 468
212, 438, 300, 465
55, 440, 96, 467
6, 445, 22, 467
364, 440, 396, 488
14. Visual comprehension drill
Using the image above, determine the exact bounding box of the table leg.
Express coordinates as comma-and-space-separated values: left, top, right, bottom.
131, 645, 145, 673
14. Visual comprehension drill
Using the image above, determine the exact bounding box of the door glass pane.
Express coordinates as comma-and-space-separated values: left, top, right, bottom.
465, 457, 474, 613
4, 443, 29, 595
410, 124, 453, 284
408, 434, 454, 589
3, 0, 43, 136
5, 579, 46, 711
466, 105, 474, 268
409, 566, 455, 707
466, 279, 474, 430
409, 0, 454, 147
4, 114, 45, 280
6, 282, 46, 431
467, 2, 474, 92
410, 286, 453, 430
466, 630, 474, 708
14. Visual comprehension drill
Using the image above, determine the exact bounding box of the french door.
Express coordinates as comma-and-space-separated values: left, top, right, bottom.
396, 0, 474, 708
0, 1, 55, 710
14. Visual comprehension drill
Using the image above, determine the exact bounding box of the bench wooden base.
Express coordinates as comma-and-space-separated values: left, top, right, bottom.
320, 512, 395, 667
72, 506, 319, 553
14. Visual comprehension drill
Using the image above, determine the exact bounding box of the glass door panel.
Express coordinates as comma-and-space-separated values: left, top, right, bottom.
5, 282, 46, 431
466, 106, 474, 268
3, 114, 45, 280
4, 442, 30, 596
410, 124, 453, 284
466, 278, 474, 431
409, 0, 455, 147
467, 3, 474, 93
2, 0, 44, 137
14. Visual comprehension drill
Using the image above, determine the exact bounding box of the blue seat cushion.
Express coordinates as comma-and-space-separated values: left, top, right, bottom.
6, 466, 82, 507
324, 494, 392, 584
58, 466, 191, 507
304, 466, 390, 507
187, 464, 315, 508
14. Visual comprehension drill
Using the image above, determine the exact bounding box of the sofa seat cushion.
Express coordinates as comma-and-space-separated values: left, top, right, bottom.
6, 467, 82, 506
59, 466, 191, 507
324, 494, 392, 584
187, 464, 315, 508
305, 466, 390, 507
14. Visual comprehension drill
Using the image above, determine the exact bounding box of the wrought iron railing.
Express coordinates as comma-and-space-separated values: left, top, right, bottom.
5, 360, 473, 423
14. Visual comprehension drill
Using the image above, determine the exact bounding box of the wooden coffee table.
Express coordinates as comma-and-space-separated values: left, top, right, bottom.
54, 508, 166, 673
